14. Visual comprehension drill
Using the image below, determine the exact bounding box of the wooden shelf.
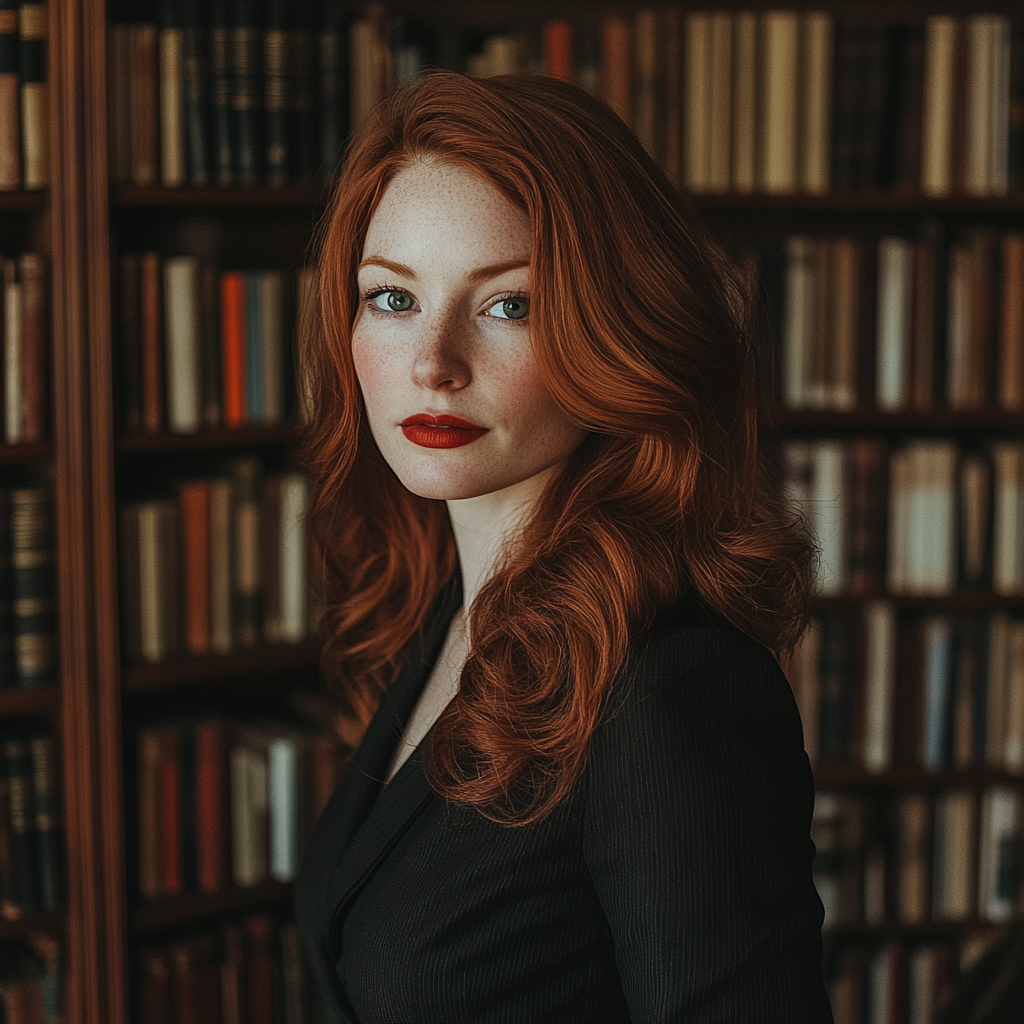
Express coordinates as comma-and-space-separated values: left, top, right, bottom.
0, 441, 54, 465
771, 408, 1024, 438
695, 189, 1024, 217
117, 422, 303, 456
0, 190, 46, 212
111, 185, 327, 210
823, 919, 1012, 941
131, 880, 292, 935
123, 639, 321, 695
814, 765, 1024, 790
0, 910, 66, 940
0, 684, 60, 717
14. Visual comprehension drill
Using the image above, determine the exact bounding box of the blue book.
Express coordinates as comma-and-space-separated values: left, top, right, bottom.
921, 617, 954, 768
246, 273, 263, 421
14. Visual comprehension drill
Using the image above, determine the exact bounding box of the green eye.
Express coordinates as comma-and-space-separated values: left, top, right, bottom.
371, 290, 413, 312
489, 296, 529, 321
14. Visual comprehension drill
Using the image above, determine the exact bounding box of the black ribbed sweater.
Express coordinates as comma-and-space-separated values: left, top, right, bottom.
295, 582, 833, 1023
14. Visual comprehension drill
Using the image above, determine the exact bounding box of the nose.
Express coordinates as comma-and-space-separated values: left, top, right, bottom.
410, 310, 471, 392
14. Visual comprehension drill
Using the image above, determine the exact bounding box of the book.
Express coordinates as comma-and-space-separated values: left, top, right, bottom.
1000, 233, 1024, 410
706, 12, 731, 192
210, 0, 232, 186
18, 2, 46, 189
128, 23, 159, 187
932, 788, 975, 920
158, 0, 186, 188
198, 264, 221, 426
0, 489, 13, 688
801, 13, 833, 194
1002, 618, 1024, 770
163, 256, 202, 434
245, 273, 262, 421
946, 230, 997, 409
810, 441, 847, 595
978, 786, 1021, 921
118, 252, 143, 432
759, 11, 799, 193
986, 613, 1009, 769
632, 9, 659, 162
781, 236, 814, 408
876, 237, 912, 410
896, 793, 930, 923
730, 11, 756, 193
3, 257, 20, 443
921, 615, 954, 767
181, 0, 210, 187
179, 480, 211, 655
817, 612, 859, 763
263, 0, 290, 187
17, 252, 44, 443
910, 236, 938, 408
862, 601, 896, 772
317, 0, 346, 178
231, 457, 262, 647
158, 724, 183, 896
2, 739, 36, 913
230, 0, 261, 187
0, 0, 20, 190
542, 20, 572, 83
847, 439, 888, 594
195, 719, 226, 894
10, 486, 55, 687
229, 732, 268, 887
957, 449, 993, 589
348, 8, 386, 136
992, 443, 1024, 595
137, 727, 162, 899
290, 0, 316, 183
243, 915, 276, 1024
141, 252, 164, 434
170, 931, 223, 1024
29, 736, 60, 911
601, 16, 631, 127
922, 16, 958, 196
209, 477, 233, 655
257, 271, 286, 423
278, 473, 308, 644
107, 23, 131, 186
220, 271, 246, 426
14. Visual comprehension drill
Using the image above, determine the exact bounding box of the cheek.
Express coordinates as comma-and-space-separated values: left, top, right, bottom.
351, 327, 399, 413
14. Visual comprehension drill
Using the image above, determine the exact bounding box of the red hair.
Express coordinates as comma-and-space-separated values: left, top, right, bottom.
304, 72, 813, 822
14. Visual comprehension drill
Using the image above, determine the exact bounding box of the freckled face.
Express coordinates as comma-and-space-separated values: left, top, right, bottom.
351, 159, 587, 501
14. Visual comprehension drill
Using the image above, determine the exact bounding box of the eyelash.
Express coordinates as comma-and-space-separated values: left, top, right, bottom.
359, 284, 530, 322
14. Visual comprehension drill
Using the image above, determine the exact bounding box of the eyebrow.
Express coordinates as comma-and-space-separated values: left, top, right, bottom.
357, 256, 529, 283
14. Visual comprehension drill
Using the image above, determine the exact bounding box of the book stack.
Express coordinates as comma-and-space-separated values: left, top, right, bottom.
135, 715, 341, 901
1, 252, 47, 444
0, 1, 49, 191
120, 462, 311, 664
0, 934, 62, 1024
790, 607, 1024, 774
0, 732, 63, 920
137, 916, 312, 1024
117, 254, 312, 435
474, 10, 1024, 195
0, 485, 57, 690
783, 440, 1024, 598
775, 231, 1024, 412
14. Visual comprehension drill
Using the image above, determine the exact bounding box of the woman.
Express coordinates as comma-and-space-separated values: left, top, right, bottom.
295, 71, 832, 1023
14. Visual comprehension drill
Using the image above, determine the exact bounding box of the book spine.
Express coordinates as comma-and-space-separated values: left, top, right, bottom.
179, 723, 197, 892
199, 265, 222, 426
158, 725, 183, 896
862, 602, 896, 771
706, 13, 731, 191
683, 13, 710, 193
801, 13, 833, 195
3, 257, 21, 442
263, 0, 289, 186
260, 475, 282, 641
1010, 19, 1024, 191
848, 439, 888, 593
289, 0, 316, 183
543, 20, 572, 83
10, 486, 55, 687
661, 10, 682, 186
18, 2, 46, 189
141, 252, 165, 434
279, 473, 308, 643
830, 23, 861, 191
258, 271, 284, 422
759, 11, 799, 193
632, 9, 659, 162
108, 23, 131, 186
876, 237, 912, 410
231, 458, 262, 647
922, 17, 958, 196
18, 252, 44, 442
231, 0, 261, 187
179, 480, 211, 655
138, 499, 179, 662
29, 734, 61, 910
195, 720, 225, 893
782, 236, 814, 408
119, 252, 143, 432
119, 505, 143, 662
856, 26, 890, 190
0, 0, 20, 190
243, 915, 276, 1024
137, 727, 162, 899
211, 0, 233, 186
163, 256, 201, 433
893, 24, 926, 191
811, 441, 847, 595
600, 17, 631, 127
181, 0, 209, 187
268, 735, 298, 881
158, 0, 185, 187
245, 272, 263, 421
208, 478, 233, 654
3, 738, 37, 912
0, 489, 12, 688
128, 23, 159, 187
318, 1, 345, 177
220, 271, 246, 425
1000, 234, 1024, 410
910, 238, 938, 409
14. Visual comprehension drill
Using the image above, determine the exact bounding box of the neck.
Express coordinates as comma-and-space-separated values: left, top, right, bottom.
446, 462, 561, 611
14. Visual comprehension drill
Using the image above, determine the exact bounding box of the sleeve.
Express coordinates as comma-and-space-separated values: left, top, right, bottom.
583, 625, 833, 1024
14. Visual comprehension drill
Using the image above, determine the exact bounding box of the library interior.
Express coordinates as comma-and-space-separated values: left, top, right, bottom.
0, 1, 1021, 1022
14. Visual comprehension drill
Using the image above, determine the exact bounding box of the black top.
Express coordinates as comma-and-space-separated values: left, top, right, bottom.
295, 580, 833, 1023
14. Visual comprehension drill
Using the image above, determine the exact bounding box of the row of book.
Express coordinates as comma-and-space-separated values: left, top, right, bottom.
0, 732, 62, 920
0, 485, 55, 690
117, 254, 310, 436
120, 462, 312, 664
776, 231, 1024, 413
783, 439, 1024, 598
137, 916, 318, 1024
827, 940, 955, 1024
815, 787, 1023, 931
136, 714, 342, 901
0, 2, 48, 191
1, 253, 47, 445
0, 935, 62, 1024
469, 10, 1024, 197
790, 608, 1024, 772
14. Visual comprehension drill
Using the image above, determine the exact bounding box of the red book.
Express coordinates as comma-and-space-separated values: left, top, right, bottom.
17, 253, 46, 442
195, 719, 226, 894
159, 725, 183, 896
543, 21, 572, 82
220, 271, 246, 426
138, 947, 172, 1024
179, 480, 211, 655
244, 915, 277, 1024
141, 251, 164, 433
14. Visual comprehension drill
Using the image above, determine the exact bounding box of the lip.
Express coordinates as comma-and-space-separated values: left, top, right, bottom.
399, 413, 489, 449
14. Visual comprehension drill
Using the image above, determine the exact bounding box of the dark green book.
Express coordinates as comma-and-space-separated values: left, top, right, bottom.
10, 486, 56, 688
263, 0, 290, 186
3, 738, 38, 913
318, 1, 346, 179
30, 735, 62, 911
211, 0, 233, 186
181, 0, 210, 186
231, 0, 261, 187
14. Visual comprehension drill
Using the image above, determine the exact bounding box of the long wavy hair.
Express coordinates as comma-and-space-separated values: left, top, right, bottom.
303, 71, 813, 824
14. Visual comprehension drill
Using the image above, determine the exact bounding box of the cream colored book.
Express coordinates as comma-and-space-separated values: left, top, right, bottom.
810, 440, 846, 596
759, 10, 799, 193
159, 23, 186, 187
932, 789, 976, 921
992, 443, 1024, 595
782, 235, 815, 408
800, 12, 833, 194
683, 12, 711, 192
979, 787, 1021, 921
862, 601, 896, 772
921, 17, 958, 196
1003, 620, 1024, 770
731, 11, 757, 192
876, 237, 912, 411
707, 12, 732, 192
164, 256, 201, 433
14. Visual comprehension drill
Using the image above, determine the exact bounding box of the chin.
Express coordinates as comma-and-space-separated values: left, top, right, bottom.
391, 464, 502, 502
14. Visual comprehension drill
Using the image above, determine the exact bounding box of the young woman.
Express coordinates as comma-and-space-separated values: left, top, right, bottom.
295, 71, 832, 1023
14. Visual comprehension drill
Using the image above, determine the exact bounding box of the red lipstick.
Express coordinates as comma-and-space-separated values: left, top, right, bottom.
400, 413, 489, 449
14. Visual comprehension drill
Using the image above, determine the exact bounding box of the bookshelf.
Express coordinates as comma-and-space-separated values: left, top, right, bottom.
8, 0, 1018, 1020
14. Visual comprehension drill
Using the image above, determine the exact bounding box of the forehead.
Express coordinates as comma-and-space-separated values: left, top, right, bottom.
361, 158, 531, 265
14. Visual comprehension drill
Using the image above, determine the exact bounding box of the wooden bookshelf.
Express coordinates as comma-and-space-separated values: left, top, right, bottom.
131, 881, 293, 936
116, 423, 302, 456
0, 685, 60, 718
